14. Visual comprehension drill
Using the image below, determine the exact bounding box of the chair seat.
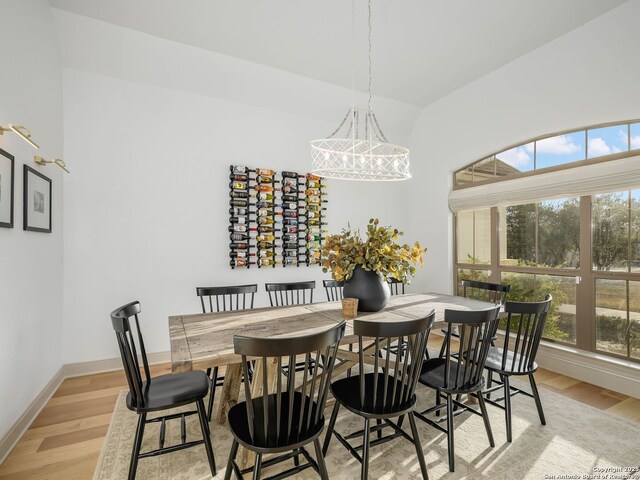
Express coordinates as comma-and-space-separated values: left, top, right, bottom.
419, 358, 484, 394
228, 392, 324, 451
484, 347, 538, 375
331, 373, 415, 417
126, 370, 209, 413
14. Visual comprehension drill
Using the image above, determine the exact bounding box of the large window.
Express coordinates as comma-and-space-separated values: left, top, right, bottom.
454, 191, 640, 361
454, 120, 640, 187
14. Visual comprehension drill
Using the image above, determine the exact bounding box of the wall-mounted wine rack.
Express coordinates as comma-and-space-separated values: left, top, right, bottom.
228, 165, 327, 269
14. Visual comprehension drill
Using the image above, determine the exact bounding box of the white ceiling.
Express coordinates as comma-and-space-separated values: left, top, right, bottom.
49, 0, 627, 107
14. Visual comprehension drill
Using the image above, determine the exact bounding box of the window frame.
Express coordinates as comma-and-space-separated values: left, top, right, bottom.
453, 195, 640, 363
453, 120, 638, 190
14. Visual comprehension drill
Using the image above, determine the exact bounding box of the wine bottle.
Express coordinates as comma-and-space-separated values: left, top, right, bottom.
256, 234, 279, 242
259, 217, 283, 226
229, 216, 251, 224
283, 242, 299, 250
308, 227, 328, 234
306, 204, 327, 212
259, 258, 280, 267
307, 211, 322, 219
306, 195, 328, 204
229, 207, 248, 216
282, 233, 298, 242
282, 194, 299, 203
282, 185, 300, 195
257, 225, 279, 233
306, 188, 320, 196
254, 184, 280, 193
229, 224, 250, 232
306, 234, 322, 241
283, 257, 299, 266
229, 251, 255, 259
255, 168, 275, 176
283, 218, 298, 226
257, 175, 278, 184
283, 202, 297, 210
256, 200, 274, 209
230, 199, 251, 207
230, 191, 250, 199
305, 241, 321, 250
282, 226, 298, 234
306, 173, 322, 181
230, 165, 253, 174
283, 210, 297, 218
307, 220, 327, 226
283, 250, 299, 257
282, 177, 298, 187
230, 232, 249, 241
229, 173, 248, 182
258, 250, 276, 258
230, 259, 255, 268
229, 181, 248, 191
229, 242, 249, 249
256, 192, 275, 201
257, 241, 277, 249
258, 209, 285, 218
306, 180, 325, 189
282, 171, 303, 178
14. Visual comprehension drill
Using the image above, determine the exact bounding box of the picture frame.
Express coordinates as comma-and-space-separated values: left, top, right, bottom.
0, 148, 15, 228
23, 165, 52, 233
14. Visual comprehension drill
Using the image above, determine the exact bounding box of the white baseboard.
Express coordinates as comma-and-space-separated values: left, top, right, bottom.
0, 366, 65, 465
535, 342, 640, 399
62, 351, 171, 378
0, 351, 171, 465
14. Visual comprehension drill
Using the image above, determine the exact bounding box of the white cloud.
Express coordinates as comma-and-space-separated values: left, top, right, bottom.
588, 137, 611, 157
496, 147, 531, 168
536, 135, 581, 155
616, 128, 640, 150
612, 145, 622, 154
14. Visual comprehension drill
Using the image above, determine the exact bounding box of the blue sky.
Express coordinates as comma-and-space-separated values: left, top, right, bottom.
495, 122, 640, 172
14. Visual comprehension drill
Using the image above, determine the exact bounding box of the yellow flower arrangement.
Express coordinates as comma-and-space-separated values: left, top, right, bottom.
322, 218, 426, 283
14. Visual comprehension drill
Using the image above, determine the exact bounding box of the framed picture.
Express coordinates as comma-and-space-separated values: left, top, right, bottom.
0, 148, 15, 228
23, 165, 52, 233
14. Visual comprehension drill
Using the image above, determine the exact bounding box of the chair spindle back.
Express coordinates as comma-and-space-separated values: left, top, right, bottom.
265, 281, 315, 306
196, 284, 257, 312
500, 295, 552, 373
110, 301, 151, 409
233, 322, 345, 447
461, 280, 510, 305
353, 313, 435, 413
442, 306, 501, 391
323, 279, 345, 302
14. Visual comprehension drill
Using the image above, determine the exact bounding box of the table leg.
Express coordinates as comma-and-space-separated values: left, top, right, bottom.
216, 363, 242, 425
238, 357, 279, 470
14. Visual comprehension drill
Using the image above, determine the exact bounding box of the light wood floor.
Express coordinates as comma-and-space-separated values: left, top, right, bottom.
1, 354, 638, 480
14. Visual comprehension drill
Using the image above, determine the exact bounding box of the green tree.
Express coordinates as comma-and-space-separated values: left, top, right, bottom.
592, 193, 628, 271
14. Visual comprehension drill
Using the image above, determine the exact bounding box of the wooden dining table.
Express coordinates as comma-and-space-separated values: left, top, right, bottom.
169, 292, 494, 424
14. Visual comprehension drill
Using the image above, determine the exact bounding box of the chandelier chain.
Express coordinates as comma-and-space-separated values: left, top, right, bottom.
368, 0, 372, 113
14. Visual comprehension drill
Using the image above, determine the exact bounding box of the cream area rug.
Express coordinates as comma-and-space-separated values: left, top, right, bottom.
94, 377, 640, 480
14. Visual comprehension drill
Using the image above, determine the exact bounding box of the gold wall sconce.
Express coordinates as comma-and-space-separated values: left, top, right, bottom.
34, 155, 70, 173
0, 124, 40, 149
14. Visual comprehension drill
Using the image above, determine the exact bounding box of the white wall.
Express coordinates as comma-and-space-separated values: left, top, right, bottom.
408, 0, 640, 294
57, 11, 422, 364
0, 1, 64, 440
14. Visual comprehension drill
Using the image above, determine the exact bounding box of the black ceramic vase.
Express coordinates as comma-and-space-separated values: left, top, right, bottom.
343, 265, 391, 312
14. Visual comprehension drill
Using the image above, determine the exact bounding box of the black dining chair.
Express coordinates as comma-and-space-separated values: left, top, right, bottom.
224, 322, 346, 480
438, 280, 510, 358
196, 285, 258, 421
416, 305, 500, 472
265, 281, 316, 306
323, 279, 345, 302
481, 295, 552, 442
111, 301, 216, 480
323, 312, 435, 480
265, 281, 317, 375
388, 277, 405, 296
